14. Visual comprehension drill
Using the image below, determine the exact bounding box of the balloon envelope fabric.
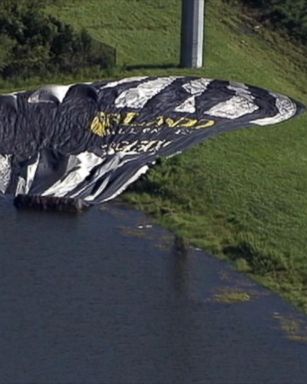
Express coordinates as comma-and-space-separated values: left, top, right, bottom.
0, 76, 304, 203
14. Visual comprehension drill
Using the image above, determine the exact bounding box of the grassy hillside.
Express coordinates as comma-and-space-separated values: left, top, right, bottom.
47, 0, 182, 67
2, 0, 307, 311
47, 0, 307, 98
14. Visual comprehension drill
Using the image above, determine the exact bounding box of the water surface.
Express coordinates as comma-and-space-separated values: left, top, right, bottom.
0, 199, 307, 384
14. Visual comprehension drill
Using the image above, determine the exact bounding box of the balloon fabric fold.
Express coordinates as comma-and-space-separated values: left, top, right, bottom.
0, 76, 304, 204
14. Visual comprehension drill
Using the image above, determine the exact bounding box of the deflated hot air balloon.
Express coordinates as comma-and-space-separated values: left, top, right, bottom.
0, 76, 304, 204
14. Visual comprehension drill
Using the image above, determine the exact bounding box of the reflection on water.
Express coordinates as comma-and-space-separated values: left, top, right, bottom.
0, 198, 307, 384
173, 235, 189, 296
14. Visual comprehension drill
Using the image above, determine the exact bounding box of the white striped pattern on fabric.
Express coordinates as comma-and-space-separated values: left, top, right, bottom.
41, 152, 105, 197
175, 78, 212, 114
0, 155, 12, 194
251, 93, 297, 126
205, 83, 259, 119
115, 77, 178, 109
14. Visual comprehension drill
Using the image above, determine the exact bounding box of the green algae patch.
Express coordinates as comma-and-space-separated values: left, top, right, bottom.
212, 288, 252, 304
274, 314, 307, 344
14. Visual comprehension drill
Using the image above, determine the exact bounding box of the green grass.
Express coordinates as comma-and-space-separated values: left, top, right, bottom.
47, 0, 182, 66
1, 0, 307, 311
46, 0, 307, 100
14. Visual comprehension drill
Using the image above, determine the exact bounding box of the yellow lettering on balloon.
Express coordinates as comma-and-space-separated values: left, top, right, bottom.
90, 112, 122, 137
90, 113, 108, 137
166, 117, 198, 128
180, 118, 198, 128
194, 119, 215, 129
90, 111, 216, 137
122, 112, 139, 125
165, 118, 177, 128
146, 116, 165, 127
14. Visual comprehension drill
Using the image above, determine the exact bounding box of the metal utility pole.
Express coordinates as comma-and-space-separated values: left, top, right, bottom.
180, 0, 205, 68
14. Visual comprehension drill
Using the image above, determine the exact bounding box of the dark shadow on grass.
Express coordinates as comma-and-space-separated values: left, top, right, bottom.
125, 63, 179, 71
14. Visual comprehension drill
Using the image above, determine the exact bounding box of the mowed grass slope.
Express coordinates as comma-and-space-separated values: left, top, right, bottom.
48, 0, 182, 67
9, 0, 307, 310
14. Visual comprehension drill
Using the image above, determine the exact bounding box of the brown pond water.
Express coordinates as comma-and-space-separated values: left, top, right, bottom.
0, 198, 307, 384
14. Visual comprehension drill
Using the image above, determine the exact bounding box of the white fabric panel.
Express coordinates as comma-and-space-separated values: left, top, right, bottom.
25, 154, 40, 194
86, 165, 150, 203
15, 177, 26, 196
3, 93, 18, 100
101, 76, 148, 89
175, 78, 212, 113
206, 84, 258, 119
115, 77, 177, 109
41, 152, 104, 197
28, 85, 73, 104
0, 154, 12, 193
228, 81, 249, 91
70, 154, 122, 198
251, 93, 297, 126
206, 96, 258, 119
